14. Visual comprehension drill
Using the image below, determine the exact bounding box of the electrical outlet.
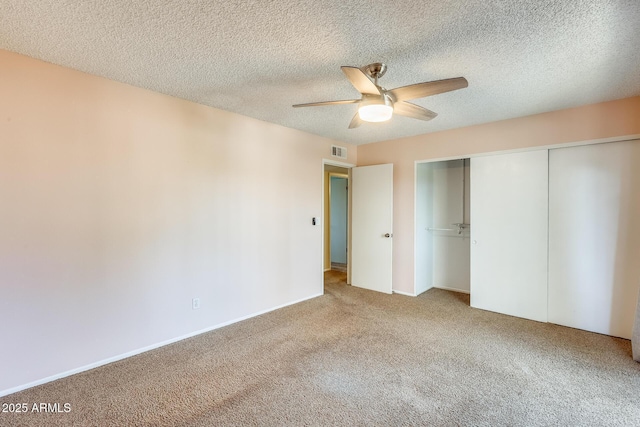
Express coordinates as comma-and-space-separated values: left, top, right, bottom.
192, 298, 201, 310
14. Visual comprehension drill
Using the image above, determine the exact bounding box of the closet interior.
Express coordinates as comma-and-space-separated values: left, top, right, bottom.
415, 159, 471, 295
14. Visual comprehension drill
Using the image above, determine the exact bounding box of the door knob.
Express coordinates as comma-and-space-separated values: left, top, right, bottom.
384, 233, 392, 238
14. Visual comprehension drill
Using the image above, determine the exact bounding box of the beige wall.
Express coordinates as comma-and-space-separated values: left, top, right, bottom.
357, 96, 640, 294
0, 49, 356, 395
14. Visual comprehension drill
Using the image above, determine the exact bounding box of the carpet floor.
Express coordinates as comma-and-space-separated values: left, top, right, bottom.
2, 270, 639, 426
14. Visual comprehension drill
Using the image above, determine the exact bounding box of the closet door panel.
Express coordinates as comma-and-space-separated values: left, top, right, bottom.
549, 140, 640, 339
470, 150, 548, 322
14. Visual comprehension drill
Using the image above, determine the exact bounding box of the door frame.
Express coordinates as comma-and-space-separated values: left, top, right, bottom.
322, 159, 355, 289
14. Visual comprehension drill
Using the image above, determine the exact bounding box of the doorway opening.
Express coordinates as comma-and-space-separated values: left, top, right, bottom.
329, 174, 348, 272
415, 158, 471, 296
323, 162, 351, 291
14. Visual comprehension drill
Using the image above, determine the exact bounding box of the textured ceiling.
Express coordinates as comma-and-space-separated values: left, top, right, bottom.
1, 1, 639, 145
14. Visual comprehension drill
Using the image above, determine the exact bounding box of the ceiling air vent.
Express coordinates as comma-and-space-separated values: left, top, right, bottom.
331, 145, 347, 159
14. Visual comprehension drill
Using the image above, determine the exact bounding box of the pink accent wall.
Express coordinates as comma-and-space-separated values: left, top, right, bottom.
0, 49, 356, 394
357, 96, 640, 294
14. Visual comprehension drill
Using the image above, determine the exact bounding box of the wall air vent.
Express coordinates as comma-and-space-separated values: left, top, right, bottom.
331, 145, 347, 159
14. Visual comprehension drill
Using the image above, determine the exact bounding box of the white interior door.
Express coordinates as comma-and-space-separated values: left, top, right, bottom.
351, 164, 393, 294
471, 150, 548, 322
549, 140, 640, 339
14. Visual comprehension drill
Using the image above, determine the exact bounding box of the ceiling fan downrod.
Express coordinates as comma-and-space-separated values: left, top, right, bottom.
363, 62, 387, 87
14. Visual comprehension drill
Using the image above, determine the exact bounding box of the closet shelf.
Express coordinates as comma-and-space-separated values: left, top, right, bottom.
426, 223, 471, 235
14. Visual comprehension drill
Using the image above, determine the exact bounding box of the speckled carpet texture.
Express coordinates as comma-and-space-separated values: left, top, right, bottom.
633, 293, 640, 362
2, 271, 639, 426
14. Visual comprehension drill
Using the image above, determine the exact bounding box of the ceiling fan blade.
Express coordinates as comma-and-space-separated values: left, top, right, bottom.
389, 77, 468, 102
348, 111, 363, 129
293, 99, 360, 108
341, 66, 381, 95
393, 101, 438, 121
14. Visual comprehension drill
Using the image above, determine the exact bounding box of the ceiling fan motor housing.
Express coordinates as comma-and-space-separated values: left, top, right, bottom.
363, 63, 387, 80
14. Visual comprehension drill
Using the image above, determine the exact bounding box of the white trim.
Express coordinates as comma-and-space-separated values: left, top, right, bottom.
393, 289, 417, 297
414, 154, 472, 165
413, 134, 640, 166
322, 158, 355, 168
0, 292, 323, 397
434, 285, 470, 295
470, 134, 640, 159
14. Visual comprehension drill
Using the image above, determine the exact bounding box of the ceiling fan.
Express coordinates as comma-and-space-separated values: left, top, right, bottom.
293, 63, 468, 128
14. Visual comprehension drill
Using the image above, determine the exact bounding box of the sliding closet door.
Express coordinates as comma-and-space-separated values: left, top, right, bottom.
549, 140, 640, 339
470, 150, 548, 322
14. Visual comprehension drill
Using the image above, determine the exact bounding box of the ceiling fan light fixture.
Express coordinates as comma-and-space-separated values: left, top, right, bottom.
358, 96, 393, 122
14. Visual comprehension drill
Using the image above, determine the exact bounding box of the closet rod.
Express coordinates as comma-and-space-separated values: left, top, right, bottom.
426, 223, 471, 234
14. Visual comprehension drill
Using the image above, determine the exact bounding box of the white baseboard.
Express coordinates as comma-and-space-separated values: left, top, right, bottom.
393, 289, 417, 297
434, 286, 470, 295
0, 292, 323, 398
